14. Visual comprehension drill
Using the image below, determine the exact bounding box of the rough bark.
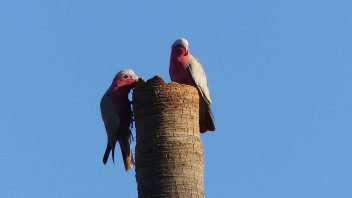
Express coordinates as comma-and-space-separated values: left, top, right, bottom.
133, 76, 204, 198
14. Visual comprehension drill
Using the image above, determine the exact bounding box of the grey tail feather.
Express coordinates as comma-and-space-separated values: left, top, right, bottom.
111, 145, 115, 164
206, 105, 216, 131
119, 135, 135, 171
200, 99, 216, 133
103, 143, 111, 164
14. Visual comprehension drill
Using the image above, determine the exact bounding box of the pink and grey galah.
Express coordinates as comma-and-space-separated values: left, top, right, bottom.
100, 69, 138, 171
169, 38, 215, 133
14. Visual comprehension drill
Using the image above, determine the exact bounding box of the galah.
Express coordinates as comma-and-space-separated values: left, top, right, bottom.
169, 38, 215, 133
100, 69, 138, 171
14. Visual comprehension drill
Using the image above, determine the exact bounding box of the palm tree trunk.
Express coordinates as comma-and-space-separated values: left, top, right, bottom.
133, 76, 204, 198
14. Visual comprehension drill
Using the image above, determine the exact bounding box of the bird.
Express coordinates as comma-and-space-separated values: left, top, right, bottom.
100, 69, 138, 171
169, 38, 215, 133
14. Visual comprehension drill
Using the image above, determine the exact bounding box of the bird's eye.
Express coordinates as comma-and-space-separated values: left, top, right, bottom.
123, 74, 129, 79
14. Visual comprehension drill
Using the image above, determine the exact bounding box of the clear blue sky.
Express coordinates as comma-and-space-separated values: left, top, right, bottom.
1, 0, 351, 197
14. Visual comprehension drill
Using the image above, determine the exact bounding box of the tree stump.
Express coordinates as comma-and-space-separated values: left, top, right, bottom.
133, 76, 204, 198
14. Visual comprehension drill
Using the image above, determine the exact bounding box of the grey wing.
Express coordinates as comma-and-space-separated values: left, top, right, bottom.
188, 55, 216, 132
188, 55, 212, 105
100, 91, 120, 146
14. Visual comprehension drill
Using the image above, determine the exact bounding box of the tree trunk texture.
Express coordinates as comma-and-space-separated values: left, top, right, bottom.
133, 76, 204, 198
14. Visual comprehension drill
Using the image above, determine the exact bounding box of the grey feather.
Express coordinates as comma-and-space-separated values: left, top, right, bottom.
188, 55, 215, 132
188, 55, 212, 105
100, 90, 120, 163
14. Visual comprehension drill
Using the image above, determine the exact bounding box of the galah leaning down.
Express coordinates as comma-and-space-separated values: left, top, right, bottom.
169, 38, 215, 133
100, 69, 138, 171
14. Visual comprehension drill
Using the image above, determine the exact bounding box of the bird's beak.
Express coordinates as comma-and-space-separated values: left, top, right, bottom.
132, 75, 138, 81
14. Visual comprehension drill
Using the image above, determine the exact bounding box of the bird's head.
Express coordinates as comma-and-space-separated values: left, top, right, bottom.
113, 69, 138, 89
171, 38, 189, 58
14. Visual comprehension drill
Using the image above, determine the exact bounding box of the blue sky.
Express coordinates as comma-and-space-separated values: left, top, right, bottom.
1, 0, 352, 197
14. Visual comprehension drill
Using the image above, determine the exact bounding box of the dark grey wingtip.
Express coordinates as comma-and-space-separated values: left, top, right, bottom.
207, 105, 216, 131
103, 143, 110, 164
112, 146, 116, 164
200, 105, 216, 133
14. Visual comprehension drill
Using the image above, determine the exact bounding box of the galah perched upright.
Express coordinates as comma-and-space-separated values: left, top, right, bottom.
169, 38, 215, 133
100, 69, 138, 171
